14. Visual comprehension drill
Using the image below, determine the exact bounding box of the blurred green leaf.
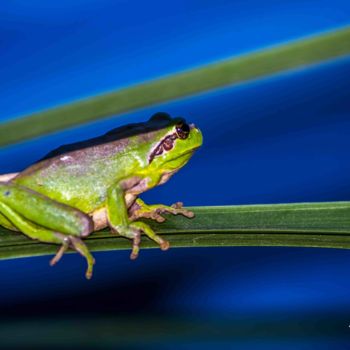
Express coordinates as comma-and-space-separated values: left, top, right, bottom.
0, 26, 350, 146
0, 314, 347, 346
1, 202, 350, 261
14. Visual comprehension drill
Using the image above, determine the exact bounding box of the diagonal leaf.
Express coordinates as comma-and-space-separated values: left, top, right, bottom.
0, 26, 350, 146
0, 202, 350, 261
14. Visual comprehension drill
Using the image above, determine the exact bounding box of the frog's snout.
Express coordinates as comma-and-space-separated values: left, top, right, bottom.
189, 123, 203, 148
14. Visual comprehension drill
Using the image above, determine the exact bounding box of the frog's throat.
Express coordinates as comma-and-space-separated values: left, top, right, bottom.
161, 149, 196, 170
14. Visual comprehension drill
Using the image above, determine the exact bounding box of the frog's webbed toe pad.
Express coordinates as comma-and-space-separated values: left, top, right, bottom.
159, 240, 170, 251
170, 202, 195, 218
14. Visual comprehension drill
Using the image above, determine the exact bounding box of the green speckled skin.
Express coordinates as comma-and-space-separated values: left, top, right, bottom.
0, 113, 203, 278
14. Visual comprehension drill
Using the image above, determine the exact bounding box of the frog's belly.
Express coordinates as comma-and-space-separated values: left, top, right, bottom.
90, 207, 108, 231
89, 193, 136, 231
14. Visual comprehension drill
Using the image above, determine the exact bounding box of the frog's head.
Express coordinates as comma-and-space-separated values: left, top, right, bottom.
146, 113, 203, 172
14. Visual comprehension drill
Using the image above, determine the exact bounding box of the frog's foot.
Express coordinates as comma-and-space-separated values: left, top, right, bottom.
114, 221, 169, 260
50, 234, 95, 279
129, 199, 194, 223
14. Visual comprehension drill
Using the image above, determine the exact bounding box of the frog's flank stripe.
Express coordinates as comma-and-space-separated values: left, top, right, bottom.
1, 26, 350, 147
1, 202, 350, 261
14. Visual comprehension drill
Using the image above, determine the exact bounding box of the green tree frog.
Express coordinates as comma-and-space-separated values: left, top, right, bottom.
0, 113, 203, 278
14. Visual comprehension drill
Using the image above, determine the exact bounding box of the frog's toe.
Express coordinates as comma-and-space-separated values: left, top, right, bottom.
130, 210, 166, 223
50, 235, 95, 279
171, 201, 183, 209
154, 214, 166, 223
159, 239, 170, 251
168, 202, 194, 218
130, 231, 141, 260
69, 236, 95, 279
148, 210, 166, 223
179, 209, 195, 218
50, 238, 69, 266
128, 221, 170, 255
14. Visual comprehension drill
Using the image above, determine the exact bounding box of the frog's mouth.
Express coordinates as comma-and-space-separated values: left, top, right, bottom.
162, 148, 198, 169
174, 147, 199, 159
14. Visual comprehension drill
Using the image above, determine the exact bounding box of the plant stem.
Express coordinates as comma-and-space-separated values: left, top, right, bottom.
0, 202, 350, 261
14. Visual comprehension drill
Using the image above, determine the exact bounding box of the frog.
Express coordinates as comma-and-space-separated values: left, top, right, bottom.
0, 112, 203, 278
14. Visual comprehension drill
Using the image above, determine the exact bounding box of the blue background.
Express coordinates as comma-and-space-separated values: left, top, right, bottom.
1, 1, 350, 348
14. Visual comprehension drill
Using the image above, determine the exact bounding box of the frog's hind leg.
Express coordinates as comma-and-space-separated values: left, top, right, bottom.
0, 211, 18, 231
0, 182, 94, 237
0, 201, 95, 279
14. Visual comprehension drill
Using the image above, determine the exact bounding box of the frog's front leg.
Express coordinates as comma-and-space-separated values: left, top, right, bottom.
128, 198, 194, 223
107, 184, 169, 260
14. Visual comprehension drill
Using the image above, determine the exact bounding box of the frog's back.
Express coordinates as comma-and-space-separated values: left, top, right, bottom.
11, 117, 172, 212
12, 132, 134, 212
39, 123, 142, 161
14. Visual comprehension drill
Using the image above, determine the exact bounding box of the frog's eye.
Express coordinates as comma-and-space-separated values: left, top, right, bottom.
176, 123, 190, 139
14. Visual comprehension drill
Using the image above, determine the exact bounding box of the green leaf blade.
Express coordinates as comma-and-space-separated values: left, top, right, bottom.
0, 202, 350, 262
1, 26, 350, 146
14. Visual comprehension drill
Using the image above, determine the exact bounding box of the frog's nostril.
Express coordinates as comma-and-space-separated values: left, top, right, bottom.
189, 123, 196, 129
